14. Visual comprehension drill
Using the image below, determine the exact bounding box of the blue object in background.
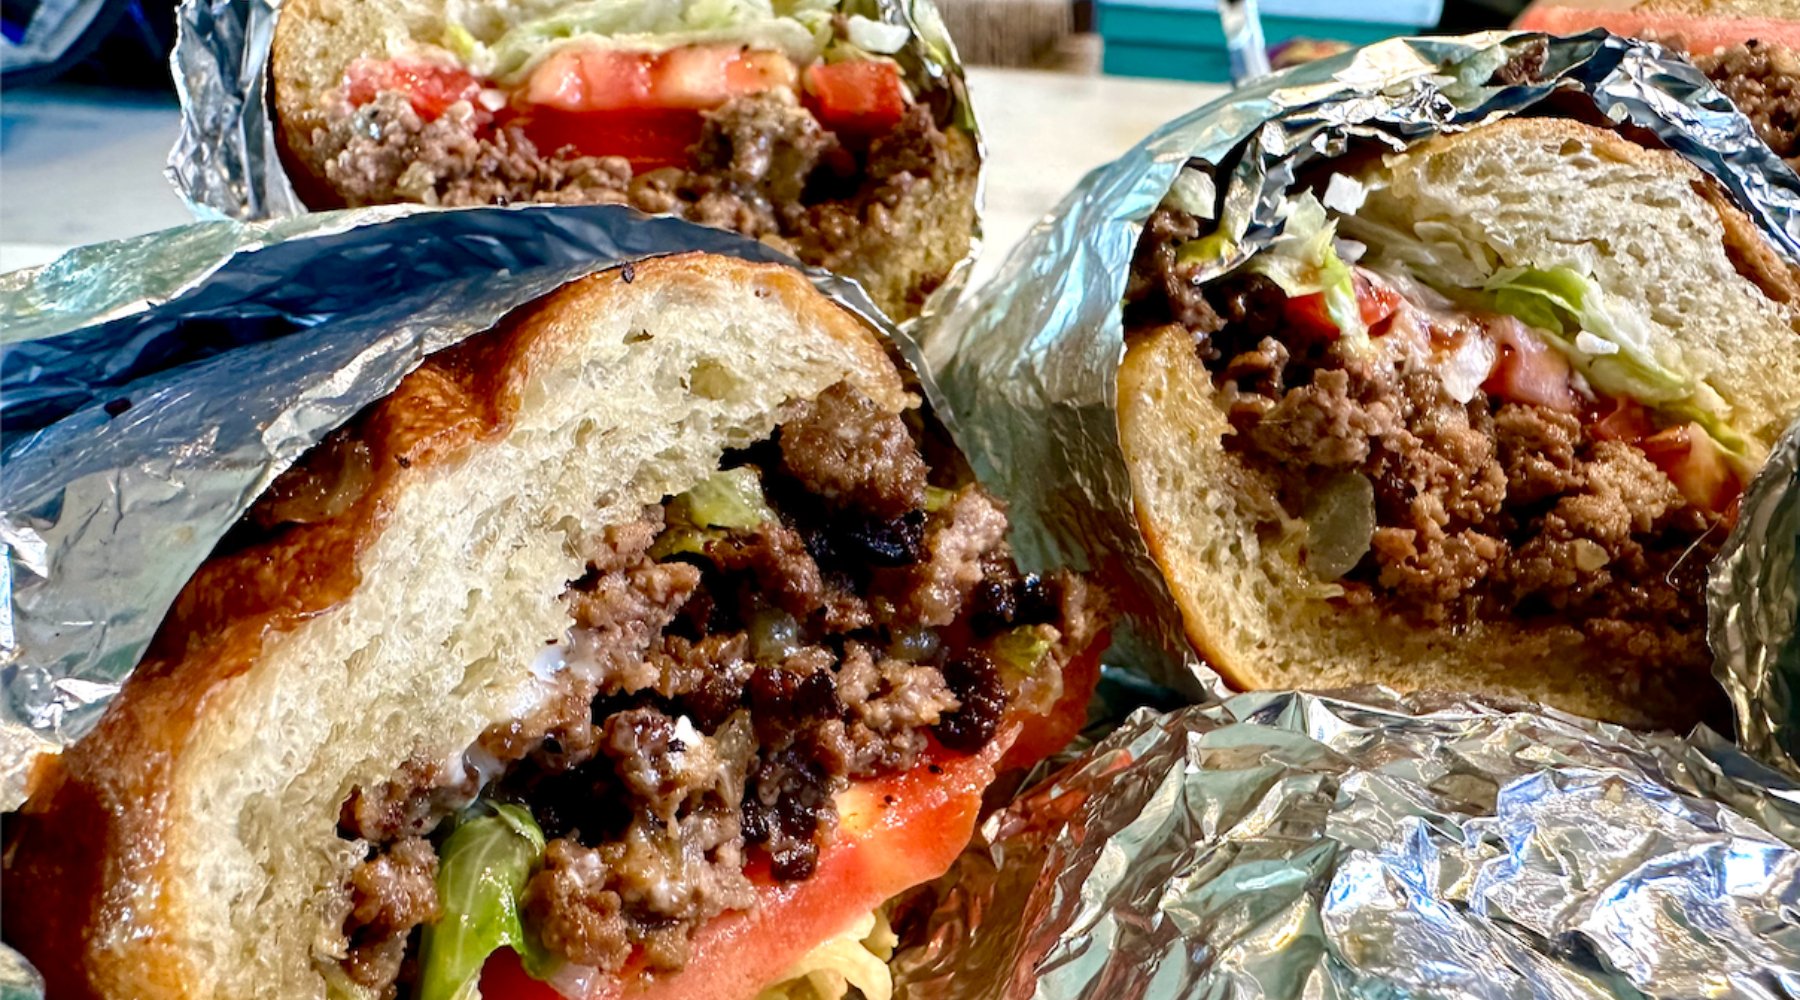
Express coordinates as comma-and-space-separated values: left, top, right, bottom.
1097, 0, 1445, 82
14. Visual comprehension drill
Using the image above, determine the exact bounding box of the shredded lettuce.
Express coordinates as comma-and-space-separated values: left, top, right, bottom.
479, 0, 846, 81
416, 805, 551, 1000
1236, 193, 1365, 341
753, 909, 899, 1000
1477, 266, 1693, 405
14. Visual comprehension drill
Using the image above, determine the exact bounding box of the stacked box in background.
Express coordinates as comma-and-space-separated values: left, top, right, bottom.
1097, 0, 1444, 81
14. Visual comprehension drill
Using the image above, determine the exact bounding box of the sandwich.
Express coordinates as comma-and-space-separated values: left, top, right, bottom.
270, 0, 979, 320
1118, 116, 1800, 730
1, 254, 1102, 1000
1513, 1, 1800, 169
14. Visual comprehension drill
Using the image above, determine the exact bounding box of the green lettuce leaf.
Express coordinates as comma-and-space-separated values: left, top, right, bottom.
1478, 265, 1691, 405
416, 805, 552, 1000
484, 0, 839, 81
1235, 193, 1364, 340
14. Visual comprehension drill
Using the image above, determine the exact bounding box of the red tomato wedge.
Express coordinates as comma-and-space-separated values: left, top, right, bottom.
1591, 396, 1655, 444
345, 58, 485, 121
803, 60, 908, 136
479, 737, 1005, 1000
1481, 315, 1578, 413
1280, 273, 1404, 341
517, 108, 705, 169
525, 45, 798, 112
1638, 422, 1742, 516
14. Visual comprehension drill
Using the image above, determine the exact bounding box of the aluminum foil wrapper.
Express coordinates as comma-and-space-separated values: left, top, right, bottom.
928, 29, 1800, 699
890, 689, 1800, 1000
0, 202, 932, 823
165, 0, 986, 326
1714, 420, 1800, 775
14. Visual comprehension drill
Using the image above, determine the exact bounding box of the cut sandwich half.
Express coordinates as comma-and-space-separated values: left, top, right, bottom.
1, 254, 1102, 1000
1119, 117, 1800, 730
1513, 0, 1800, 170
270, 0, 979, 320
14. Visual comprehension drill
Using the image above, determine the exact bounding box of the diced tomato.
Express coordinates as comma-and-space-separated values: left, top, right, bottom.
1001, 630, 1109, 772
1638, 422, 1742, 516
1591, 396, 1655, 444
525, 44, 797, 113
478, 738, 1005, 1000
1356, 273, 1403, 328
803, 60, 908, 136
345, 58, 486, 121
657, 46, 799, 109
1481, 315, 1578, 413
1281, 292, 1340, 339
1279, 274, 1402, 341
517, 107, 704, 169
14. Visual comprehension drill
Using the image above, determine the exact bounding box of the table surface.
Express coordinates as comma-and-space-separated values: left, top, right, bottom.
0, 67, 1227, 279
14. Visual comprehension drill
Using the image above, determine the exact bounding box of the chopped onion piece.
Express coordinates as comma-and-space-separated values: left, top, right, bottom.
846, 15, 910, 54
1438, 331, 1498, 404
1574, 330, 1619, 356
1322, 173, 1368, 214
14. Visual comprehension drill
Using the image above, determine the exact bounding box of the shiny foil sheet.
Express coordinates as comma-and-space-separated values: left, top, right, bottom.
927, 29, 1800, 711
0, 203, 927, 825
165, 0, 986, 327
1714, 421, 1800, 776
891, 689, 1800, 1000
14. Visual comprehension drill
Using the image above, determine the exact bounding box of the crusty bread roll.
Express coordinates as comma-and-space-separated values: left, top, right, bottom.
3, 253, 1099, 1000
268, 0, 980, 321
1120, 118, 1800, 730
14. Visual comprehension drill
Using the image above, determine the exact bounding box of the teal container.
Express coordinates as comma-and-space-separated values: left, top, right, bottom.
1097, 0, 1441, 83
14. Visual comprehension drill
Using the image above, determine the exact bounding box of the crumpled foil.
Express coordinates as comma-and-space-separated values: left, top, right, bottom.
1713, 420, 1800, 776
0, 202, 930, 822
165, 0, 986, 326
927, 29, 1800, 703
891, 689, 1800, 1000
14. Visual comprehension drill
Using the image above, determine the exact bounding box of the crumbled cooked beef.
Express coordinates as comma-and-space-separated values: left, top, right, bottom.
1693, 41, 1800, 168
892, 486, 1010, 629
331, 380, 1099, 993
934, 653, 1006, 751
341, 838, 439, 994
779, 382, 929, 518
1123, 216, 1728, 688
1487, 38, 1548, 87
312, 92, 969, 317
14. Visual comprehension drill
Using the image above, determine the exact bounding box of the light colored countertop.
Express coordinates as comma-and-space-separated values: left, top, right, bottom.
0, 67, 1225, 277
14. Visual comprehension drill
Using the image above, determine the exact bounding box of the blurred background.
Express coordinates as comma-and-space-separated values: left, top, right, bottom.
0, 0, 1523, 269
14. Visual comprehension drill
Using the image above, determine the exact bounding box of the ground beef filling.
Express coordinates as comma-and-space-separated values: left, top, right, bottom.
1692, 42, 1800, 169
331, 382, 1091, 995
1126, 209, 1725, 674
314, 90, 962, 278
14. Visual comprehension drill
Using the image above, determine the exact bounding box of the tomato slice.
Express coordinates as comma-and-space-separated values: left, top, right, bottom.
525, 44, 798, 113
345, 58, 485, 122
1481, 315, 1577, 413
1638, 422, 1742, 516
803, 60, 908, 136
516, 107, 704, 169
1278, 274, 1400, 341
1355, 274, 1403, 329
479, 738, 1005, 1000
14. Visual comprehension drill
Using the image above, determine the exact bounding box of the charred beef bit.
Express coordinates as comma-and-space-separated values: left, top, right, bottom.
778, 382, 929, 518
934, 653, 1006, 751
1487, 38, 1548, 87
341, 838, 440, 994
1125, 208, 1223, 333
707, 520, 826, 619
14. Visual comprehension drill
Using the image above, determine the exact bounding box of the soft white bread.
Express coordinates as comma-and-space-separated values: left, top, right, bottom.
1119, 118, 1800, 730
2, 254, 909, 1000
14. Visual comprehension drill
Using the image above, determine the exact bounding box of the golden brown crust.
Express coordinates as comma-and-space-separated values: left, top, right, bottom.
0, 254, 884, 1000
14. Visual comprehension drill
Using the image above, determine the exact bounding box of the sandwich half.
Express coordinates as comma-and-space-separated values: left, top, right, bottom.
1, 254, 1101, 1000
270, 0, 979, 320
1119, 117, 1800, 730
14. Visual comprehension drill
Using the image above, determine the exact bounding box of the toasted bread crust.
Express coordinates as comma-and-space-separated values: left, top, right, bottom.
0, 254, 895, 1000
